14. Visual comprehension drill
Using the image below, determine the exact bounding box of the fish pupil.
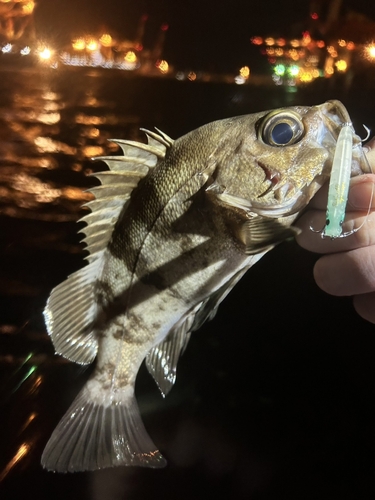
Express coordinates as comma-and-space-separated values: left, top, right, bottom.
271, 122, 293, 145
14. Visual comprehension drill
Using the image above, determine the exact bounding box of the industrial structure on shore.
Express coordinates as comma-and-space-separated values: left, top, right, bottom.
0, 0, 374, 87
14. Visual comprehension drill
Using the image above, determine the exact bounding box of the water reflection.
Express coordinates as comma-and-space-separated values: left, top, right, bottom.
0, 443, 31, 482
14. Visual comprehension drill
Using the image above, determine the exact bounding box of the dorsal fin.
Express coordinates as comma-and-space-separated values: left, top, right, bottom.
110, 138, 166, 159
44, 129, 174, 364
154, 127, 174, 147
81, 130, 173, 264
140, 128, 174, 150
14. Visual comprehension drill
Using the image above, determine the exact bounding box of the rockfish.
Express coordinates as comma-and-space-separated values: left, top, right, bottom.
42, 100, 369, 472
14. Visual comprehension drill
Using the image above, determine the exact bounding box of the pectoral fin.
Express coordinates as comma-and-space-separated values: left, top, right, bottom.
241, 216, 301, 255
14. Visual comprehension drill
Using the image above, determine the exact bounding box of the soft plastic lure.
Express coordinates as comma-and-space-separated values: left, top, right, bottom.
315, 123, 373, 239
322, 123, 354, 238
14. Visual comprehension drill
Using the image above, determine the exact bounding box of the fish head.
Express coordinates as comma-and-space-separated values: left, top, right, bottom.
210, 100, 368, 218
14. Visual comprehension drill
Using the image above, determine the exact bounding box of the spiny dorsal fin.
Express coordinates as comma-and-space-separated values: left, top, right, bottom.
81, 129, 174, 263
140, 128, 174, 150
154, 127, 174, 147
93, 156, 151, 174
110, 138, 166, 159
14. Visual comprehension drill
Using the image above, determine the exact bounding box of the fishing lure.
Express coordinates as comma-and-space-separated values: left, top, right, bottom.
322, 123, 354, 238
313, 122, 373, 239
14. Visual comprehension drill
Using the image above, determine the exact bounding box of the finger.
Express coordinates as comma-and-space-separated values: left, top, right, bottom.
306, 174, 375, 211
313, 246, 375, 296
353, 292, 375, 324
363, 136, 375, 170
295, 210, 375, 254
347, 174, 375, 210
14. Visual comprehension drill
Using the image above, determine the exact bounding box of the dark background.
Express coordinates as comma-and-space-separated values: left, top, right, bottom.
1, 0, 375, 499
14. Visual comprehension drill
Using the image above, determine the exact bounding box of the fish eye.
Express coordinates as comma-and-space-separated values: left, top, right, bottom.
258, 110, 305, 147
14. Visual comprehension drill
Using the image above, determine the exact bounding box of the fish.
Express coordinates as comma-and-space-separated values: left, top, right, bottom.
41, 99, 370, 472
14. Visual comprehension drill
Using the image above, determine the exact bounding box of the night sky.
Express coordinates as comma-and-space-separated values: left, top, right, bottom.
34, 0, 375, 72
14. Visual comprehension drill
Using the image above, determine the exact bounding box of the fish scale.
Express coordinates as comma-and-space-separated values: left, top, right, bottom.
42, 100, 370, 472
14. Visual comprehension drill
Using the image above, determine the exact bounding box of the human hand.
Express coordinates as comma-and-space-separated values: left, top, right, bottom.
295, 139, 375, 324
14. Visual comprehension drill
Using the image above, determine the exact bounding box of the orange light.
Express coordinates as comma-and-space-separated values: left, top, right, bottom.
302, 31, 311, 45
365, 44, 375, 59
239, 66, 250, 79
0, 443, 30, 481
22, 1, 34, 14
335, 59, 347, 71
99, 34, 112, 47
86, 39, 98, 51
38, 47, 52, 60
72, 38, 85, 51
156, 59, 169, 73
124, 51, 137, 63
251, 36, 263, 45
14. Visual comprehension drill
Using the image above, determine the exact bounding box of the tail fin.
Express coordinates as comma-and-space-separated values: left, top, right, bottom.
41, 385, 166, 472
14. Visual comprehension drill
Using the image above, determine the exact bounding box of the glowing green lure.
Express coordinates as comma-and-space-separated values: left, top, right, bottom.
322, 123, 353, 238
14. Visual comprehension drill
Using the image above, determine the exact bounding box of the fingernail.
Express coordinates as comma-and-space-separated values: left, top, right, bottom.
348, 182, 374, 209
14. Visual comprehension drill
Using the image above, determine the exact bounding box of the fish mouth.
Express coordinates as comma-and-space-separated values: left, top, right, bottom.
216, 184, 325, 218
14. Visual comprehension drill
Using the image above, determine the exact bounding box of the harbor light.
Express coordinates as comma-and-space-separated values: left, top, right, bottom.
335, 59, 347, 72
72, 38, 85, 51
239, 66, 250, 79
38, 47, 53, 60
124, 51, 137, 63
1, 43, 12, 53
288, 65, 300, 77
365, 43, 375, 60
21, 1, 34, 15
99, 34, 112, 47
274, 64, 286, 76
156, 59, 169, 74
86, 39, 98, 51
20, 46, 31, 56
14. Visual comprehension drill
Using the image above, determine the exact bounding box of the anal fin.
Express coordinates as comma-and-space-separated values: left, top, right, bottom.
145, 307, 199, 397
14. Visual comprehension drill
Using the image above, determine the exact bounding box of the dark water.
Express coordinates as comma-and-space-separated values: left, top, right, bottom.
1, 67, 375, 500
